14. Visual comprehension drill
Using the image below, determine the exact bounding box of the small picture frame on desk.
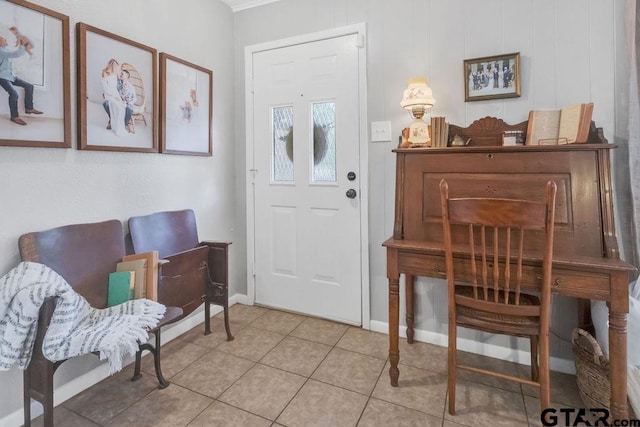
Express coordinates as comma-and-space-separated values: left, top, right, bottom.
502, 130, 524, 146
464, 52, 521, 102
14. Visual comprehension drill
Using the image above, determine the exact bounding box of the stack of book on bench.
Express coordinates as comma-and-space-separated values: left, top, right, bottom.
107, 251, 159, 306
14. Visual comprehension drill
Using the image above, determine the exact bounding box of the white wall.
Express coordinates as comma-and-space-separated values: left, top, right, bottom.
235, 0, 633, 366
0, 0, 236, 423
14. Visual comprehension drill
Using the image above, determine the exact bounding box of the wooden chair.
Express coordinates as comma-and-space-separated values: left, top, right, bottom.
120, 63, 147, 132
18, 220, 183, 427
439, 179, 557, 415
128, 209, 233, 341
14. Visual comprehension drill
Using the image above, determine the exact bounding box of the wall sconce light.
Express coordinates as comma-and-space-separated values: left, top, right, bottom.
400, 77, 436, 146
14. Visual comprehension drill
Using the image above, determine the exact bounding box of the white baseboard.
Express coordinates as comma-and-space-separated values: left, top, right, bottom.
1, 295, 244, 427
369, 320, 576, 375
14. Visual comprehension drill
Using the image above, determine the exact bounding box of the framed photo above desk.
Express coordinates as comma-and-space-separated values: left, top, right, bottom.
464, 52, 521, 102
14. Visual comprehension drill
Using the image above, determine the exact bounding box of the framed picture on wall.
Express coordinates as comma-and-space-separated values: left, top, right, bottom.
464, 52, 521, 102
159, 53, 212, 156
0, 0, 71, 148
77, 22, 157, 152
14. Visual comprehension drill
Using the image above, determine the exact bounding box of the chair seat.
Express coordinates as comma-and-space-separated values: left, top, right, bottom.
455, 285, 541, 329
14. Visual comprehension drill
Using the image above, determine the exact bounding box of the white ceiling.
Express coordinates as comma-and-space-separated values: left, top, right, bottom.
221, 0, 282, 12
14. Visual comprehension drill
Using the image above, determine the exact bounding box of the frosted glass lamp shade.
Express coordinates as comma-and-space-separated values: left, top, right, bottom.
400, 77, 436, 114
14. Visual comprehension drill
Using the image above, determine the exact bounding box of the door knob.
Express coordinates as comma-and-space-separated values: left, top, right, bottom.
346, 189, 357, 199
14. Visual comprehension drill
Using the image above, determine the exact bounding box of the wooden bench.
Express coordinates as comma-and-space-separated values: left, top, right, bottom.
18, 219, 183, 427
128, 209, 233, 341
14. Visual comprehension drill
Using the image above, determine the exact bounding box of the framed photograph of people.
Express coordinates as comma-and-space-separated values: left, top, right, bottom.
159, 53, 212, 156
77, 22, 157, 152
464, 52, 521, 102
0, 0, 71, 148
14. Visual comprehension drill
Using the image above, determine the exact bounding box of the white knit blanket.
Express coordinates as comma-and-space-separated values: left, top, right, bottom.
0, 262, 166, 374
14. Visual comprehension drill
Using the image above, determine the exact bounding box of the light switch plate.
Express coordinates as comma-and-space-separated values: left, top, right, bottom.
371, 121, 392, 142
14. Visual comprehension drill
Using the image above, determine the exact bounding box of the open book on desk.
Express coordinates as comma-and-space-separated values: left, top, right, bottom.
525, 102, 594, 145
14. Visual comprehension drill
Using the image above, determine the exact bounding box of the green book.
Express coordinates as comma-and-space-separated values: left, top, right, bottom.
107, 271, 134, 307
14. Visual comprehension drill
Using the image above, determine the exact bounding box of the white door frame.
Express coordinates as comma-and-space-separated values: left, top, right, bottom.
245, 23, 370, 329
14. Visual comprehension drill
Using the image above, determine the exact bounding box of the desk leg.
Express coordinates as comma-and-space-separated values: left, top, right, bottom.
406, 274, 415, 344
609, 273, 629, 420
388, 248, 400, 387
609, 271, 629, 421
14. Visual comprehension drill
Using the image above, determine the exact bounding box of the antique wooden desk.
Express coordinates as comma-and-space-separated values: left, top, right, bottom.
383, 117, 636, 420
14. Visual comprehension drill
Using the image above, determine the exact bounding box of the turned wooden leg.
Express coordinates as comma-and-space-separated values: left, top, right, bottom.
387, 248, 400, 387
609, 302, 629, 420
448, 312, 457, 415
608, 270, 630, 421
530, 335, 539, 382
405, 274, 415, 344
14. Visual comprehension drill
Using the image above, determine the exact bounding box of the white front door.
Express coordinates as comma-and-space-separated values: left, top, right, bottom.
249, 31, 363, 325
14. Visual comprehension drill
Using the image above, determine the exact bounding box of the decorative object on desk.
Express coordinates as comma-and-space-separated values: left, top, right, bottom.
429, 116, 449, 148
0, 1, 71, 148
447, 116, 528, 147
463, 52, 521, 102
399, 127, 411, 148
77, 22, 157, 152
160, 52, 213, 156
450, 135, 471, 147
400, 77, 436, 146
525, 103, 594, 145
502, 130, 524, 146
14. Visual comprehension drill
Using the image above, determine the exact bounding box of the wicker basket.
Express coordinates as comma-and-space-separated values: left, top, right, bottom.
572, 328, 611, 409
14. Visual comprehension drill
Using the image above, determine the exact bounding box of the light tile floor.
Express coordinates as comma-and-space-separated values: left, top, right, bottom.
31, 304, 585, 427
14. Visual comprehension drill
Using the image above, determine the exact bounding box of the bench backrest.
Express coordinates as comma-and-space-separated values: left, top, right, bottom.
18, 219, 125, 309
129, 209, 199, 258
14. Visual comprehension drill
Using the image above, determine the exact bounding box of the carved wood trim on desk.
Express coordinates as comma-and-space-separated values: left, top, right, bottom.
384, 116, 636, 420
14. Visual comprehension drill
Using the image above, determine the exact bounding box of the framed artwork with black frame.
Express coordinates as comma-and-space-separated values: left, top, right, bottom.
464, 52, 521, 102
159, 52, 212, 156
77, 22, 157, 152
0, 0, 71, 148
